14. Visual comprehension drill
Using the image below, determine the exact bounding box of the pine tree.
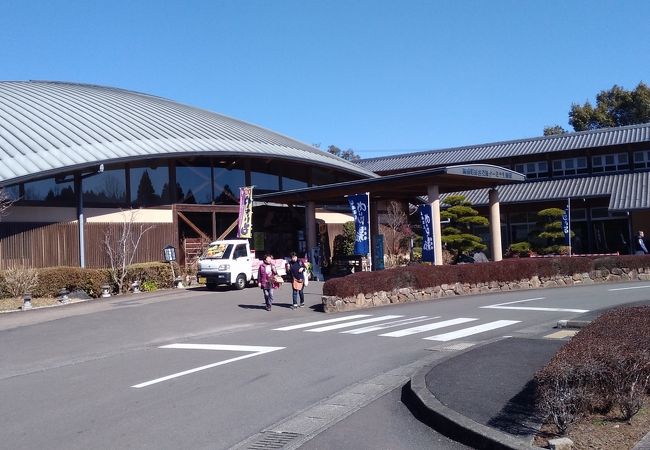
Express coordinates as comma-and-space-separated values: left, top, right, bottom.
440, 195, 488, 257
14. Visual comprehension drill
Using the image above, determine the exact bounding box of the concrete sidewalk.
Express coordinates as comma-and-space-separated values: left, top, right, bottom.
405, 302, 650, 450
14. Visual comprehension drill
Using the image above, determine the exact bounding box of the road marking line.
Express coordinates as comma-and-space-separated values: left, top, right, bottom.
424, 320, 520, 342
481, 297, 588, 313
306, 315, 404, 332
131, 344, 284, 388
609, 285, 650, 291
341, 316, 436, 334
273, 314, 371, 331
380, 318, 478, 337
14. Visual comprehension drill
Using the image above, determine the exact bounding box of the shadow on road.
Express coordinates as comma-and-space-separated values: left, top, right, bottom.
486, 379, 543, 436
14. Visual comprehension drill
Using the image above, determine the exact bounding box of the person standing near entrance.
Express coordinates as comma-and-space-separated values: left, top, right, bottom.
286, 252, 306, 309
259, 254, 277, 311
634, 230, 649, 255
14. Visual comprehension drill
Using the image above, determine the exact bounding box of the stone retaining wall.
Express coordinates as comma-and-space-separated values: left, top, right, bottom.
321, 267, 650, 313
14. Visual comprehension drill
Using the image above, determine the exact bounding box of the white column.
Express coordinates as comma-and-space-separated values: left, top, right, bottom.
428, 185, 443, 266
489, 188, 503, 262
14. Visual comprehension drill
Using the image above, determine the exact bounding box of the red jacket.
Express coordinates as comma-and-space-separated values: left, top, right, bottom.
258, 262, 277, 289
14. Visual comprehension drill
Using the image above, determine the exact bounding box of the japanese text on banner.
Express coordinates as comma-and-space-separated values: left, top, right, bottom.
237, 187, 254, 238
347, 193, 369, 255
419, 204, 435, 263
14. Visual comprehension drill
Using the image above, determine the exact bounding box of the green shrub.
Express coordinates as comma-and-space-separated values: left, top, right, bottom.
0, 263, 176, 299
506, 241, 532, 257
126, 262, 175, 289
27, 267, 110, 298
141, 280, 158, 292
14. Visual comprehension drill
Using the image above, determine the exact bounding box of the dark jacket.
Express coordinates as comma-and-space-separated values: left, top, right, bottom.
634, 234, 648, 254
286, 259, 305, 281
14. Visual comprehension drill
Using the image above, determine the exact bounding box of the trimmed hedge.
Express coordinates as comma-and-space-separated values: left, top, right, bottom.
0, 267, 110, 299
322, 256, 613, 298
125, 262, 176, 291
0, 262, 177, 298
535, 306, 650, 433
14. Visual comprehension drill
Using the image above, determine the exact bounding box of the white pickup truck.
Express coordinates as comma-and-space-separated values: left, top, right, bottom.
196, 239, 287, 290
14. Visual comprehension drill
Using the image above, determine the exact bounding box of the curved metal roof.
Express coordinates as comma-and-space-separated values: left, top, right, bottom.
0, 81, 377, 185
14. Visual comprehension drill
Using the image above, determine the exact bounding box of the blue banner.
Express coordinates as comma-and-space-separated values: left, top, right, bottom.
561, 207, 570, 245
347, 193, 370, 255
419, 205, 435, 262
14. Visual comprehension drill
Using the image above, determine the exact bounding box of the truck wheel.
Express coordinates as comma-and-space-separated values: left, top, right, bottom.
206, 283, 217, 291
234, 274, 247, 290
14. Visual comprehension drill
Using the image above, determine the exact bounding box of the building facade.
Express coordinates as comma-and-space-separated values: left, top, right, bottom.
357, 123, 650, 255
0, 81, 376, 269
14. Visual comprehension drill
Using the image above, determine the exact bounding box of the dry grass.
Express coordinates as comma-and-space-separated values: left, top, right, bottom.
535, 397, 650, 449
0, 296, 86, 313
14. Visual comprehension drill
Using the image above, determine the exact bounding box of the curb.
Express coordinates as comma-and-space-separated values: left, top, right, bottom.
404, 350, 543, 450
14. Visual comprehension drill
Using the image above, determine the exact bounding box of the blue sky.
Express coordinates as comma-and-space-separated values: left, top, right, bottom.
2, 0, 649, 158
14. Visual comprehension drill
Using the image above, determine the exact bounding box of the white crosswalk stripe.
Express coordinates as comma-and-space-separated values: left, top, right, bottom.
273, 314, 522, 343
423, 320, 520, 342
273, 314, 371, 331
379, 317, 477, 337
341, 316, 436, 334
306, 315, 404, 332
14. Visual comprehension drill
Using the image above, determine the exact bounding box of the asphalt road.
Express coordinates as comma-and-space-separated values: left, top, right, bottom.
1, 280, 649, 449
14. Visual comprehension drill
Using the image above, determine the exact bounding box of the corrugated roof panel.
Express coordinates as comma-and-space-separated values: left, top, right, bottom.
440, 172, 650, 211
359, 122, 650, 173
0, 81, 377, 185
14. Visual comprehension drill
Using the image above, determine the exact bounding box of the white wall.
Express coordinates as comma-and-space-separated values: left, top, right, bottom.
2, 206, 173, 223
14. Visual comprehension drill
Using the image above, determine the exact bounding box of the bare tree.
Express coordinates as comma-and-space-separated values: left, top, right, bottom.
103, 210, 154, 293
0, 188, 16, 219
383, 201, 412, 267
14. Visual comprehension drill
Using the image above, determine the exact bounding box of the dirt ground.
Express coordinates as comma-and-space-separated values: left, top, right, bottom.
535, 398, 650, 449
0, 296, 83, 313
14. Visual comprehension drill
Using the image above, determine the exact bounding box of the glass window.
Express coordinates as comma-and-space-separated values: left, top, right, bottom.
633, 150, 650, 169
312, 167, 335, 186
24, 177, 75, 203
176, 165, 212, 204
251, 171, 279, 193
571, 208, 587, 221
130, 165, 170, 206
592, 152, 629, 173
233, 244, 247, 258
282, 176, 308, 190
2, 184, 20, 201
553, 157, 588, 176
590, 207, 609, 219
83, 168, 127, 204
213, 166, 245, 205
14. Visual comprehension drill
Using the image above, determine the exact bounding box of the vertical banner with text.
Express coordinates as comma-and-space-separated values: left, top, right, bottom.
347, 193, 370, 255
419, 204, 435, 263
237, 186, 254, 238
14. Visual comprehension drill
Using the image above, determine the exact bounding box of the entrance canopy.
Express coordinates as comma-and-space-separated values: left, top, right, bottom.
255, 164, 524, 268
256, 164, 525, 204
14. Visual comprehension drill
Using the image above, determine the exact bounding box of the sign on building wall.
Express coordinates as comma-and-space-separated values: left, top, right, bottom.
419, 205, 435, 263
237, 187, 254, 238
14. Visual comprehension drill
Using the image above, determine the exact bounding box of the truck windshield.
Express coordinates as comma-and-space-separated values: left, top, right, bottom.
204, 243, 233, 259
